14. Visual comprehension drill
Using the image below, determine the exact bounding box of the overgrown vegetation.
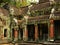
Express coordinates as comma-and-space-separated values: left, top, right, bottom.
30, 7, 52, 17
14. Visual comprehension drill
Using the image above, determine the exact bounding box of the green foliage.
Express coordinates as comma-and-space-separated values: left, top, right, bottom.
20, 0, 29, 7
0, 0, 3, 3
11, 0, 29, 8
3, 0, 9, 2
16, 1, 21, 8
55, 2, 60, 11
10, 0, 16, 5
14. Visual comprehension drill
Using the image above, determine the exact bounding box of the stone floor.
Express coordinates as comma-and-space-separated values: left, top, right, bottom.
0, 41, 60, 45
0, 43, 42, 45
0, 43, 60, 45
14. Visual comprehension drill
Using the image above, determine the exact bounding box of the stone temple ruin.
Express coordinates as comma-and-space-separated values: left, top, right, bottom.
0, 0, 60, 45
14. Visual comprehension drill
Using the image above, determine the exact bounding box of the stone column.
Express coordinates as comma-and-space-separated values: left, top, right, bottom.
23, 25, 28, 41
23, 16, 28, 41
35, 24, 38, 41
18, 27, 21, 40
14, 28, 18, 41
49, 19, 54, 41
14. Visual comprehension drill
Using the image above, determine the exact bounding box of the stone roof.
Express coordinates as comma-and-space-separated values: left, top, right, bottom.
30, 2, 50, 11
0, 7, 9, 16
55, 0, 60, 2
39, 0, 49, 3
39, 0, 60, 3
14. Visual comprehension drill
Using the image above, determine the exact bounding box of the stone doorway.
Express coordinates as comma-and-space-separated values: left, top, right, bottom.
38, 23, 48, 41
54, 20, 60, 41
27, 24, 35, 41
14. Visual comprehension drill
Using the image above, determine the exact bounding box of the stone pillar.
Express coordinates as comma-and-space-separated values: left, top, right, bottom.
18, 27, 21, 40
14, 28, 18, 41
23, 25, 28, 41
49, 19, 54, 41
35, 24, 38, 41
23, 16, 28, 41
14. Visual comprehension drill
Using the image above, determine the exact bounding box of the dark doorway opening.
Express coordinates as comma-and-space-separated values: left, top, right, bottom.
38, 23, 48, 41
54, 20, 60, 41
12, 28, 14, 40
19, 28, 23, 40
27, 24, 35, 41
4, 29, 7, 37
